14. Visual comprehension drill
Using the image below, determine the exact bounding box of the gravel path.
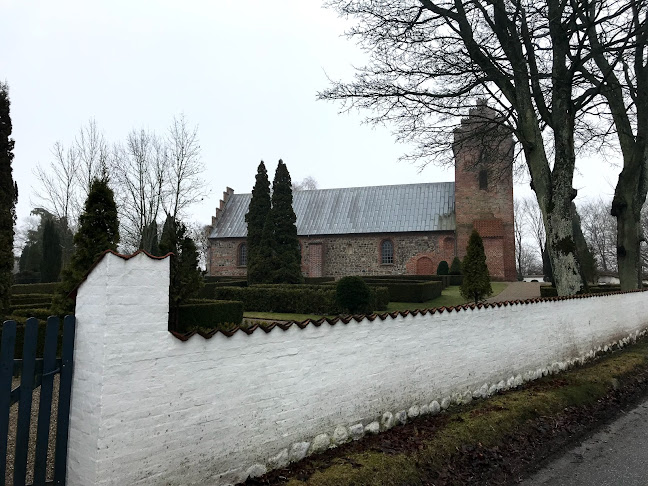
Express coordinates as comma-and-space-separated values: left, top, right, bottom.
5, 375, 59, 486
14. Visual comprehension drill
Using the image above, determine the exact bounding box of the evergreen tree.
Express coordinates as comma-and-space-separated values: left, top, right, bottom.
449, 257, 462, 275
269, 160, 302, 284
40, 217, 62, 282
159, 214, 203, 329
245, 161, 271, 284
436, 260, 449, 275
0, 82, 17, 314
139, 221, 160, 256
460, 230, 493, 304
53, 177, 119, 313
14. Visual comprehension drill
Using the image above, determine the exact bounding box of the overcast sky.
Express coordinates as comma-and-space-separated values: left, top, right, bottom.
2, 1, 620, 233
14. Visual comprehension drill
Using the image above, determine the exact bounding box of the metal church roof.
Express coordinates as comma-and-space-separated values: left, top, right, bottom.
209, 182, 456, 239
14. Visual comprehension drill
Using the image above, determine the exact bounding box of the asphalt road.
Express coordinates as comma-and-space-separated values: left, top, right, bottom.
521, 395, 648, 485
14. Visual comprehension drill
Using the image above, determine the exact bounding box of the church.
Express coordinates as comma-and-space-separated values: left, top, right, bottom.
207, 104, 516, 281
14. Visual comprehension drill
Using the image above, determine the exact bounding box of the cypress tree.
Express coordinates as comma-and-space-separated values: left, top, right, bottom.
269, 160, 302, 284
40, 217, 62, 282
0, 82, 17, 314
436, 260, 449, 275
53, 177, 120, 313
449, 256, 462, 275
460, 230, 493, 304
159, 214, 203, 329
245, 161, 271, 284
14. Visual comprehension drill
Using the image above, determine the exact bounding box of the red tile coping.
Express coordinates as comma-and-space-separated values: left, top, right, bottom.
170, 288, 648, 341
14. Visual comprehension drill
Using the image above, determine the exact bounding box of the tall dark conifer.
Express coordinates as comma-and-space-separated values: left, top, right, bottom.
159, 214, 203, 329
269, 160, 302, 283
40, 217, 62, 282
460, 230, 492, 304
245, 161, 271, 284
0, 82, 17, 313
53, 177, 120, 313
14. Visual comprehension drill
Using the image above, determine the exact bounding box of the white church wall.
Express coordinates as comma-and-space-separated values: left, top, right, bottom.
67, 251, 648, 485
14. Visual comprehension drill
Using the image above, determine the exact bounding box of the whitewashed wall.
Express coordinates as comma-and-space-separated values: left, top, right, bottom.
67, 252, 648, 485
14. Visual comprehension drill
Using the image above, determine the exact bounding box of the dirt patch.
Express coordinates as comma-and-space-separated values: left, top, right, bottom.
240, 342, 648, 486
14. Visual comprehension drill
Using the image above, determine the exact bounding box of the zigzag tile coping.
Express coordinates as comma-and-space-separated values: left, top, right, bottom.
170, 287, 648, 341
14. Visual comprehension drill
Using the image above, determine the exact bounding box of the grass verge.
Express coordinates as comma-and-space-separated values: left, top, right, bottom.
387, 282, 508, 312
248, 337, 648, 486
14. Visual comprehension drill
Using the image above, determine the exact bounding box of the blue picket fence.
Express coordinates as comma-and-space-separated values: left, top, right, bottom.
0, 316, 75, 486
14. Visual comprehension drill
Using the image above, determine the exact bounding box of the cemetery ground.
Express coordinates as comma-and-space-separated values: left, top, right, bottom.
241, 332, 648, 486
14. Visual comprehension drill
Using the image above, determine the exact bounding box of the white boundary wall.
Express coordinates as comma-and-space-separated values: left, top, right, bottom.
67, 252, 648, 485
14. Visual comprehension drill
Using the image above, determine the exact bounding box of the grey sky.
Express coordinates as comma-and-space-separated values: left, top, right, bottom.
2, 1, 619, 233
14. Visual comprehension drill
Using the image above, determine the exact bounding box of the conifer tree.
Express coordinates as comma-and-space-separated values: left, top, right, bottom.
159, 214, 203, 329
449, 257, 462, 275
245, 161, 271, 284
53, 177, 120, 313
0, 82, 17, 314
436, 260, 449, 275
269, 160, 302, 284
460, 230, 492, 304
40, 217, 62, 283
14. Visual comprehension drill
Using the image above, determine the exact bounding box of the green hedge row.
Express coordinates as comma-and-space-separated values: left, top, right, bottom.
203, 275, 249, 283
197, 280, 248, 298
369, 281, 442, 303
11, 308, 57, 320
176, 300, 244, 333
10, 293, 54, 306
12, 283, 60, 295
539, 284, 623, 298
10, 302, 52, 312
0, 319, 64, 359
211, 285, 389, 314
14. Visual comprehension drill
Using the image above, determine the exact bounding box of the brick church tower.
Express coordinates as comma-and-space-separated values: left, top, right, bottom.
453, 102, 517, 281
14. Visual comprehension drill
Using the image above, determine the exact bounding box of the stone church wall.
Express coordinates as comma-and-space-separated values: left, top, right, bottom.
208, 232, 457, 278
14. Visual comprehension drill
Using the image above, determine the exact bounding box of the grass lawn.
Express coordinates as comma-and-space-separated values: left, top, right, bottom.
386, 282, 508, 312
243, 283, 510, 322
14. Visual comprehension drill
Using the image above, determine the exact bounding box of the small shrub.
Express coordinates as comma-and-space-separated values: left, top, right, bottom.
336, 276, 373, 314
449, 257, 462, 275
176, 300, 244, 333
436, 260, 449, 275
460, 230, 492, 304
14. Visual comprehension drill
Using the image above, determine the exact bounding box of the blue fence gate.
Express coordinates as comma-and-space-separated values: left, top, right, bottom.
0, 316, 76, 486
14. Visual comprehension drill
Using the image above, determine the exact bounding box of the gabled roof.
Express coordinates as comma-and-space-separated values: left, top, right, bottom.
209, 182, 455, 239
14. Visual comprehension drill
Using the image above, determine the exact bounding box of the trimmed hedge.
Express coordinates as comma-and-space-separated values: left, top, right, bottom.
197, 280, 248, 298
211, 285, 388, 314
363, 274, 451, 289
0, 319, 64, 359
304, 277, 335, 284
10, 293, 54, 306
203, 276, 249, 284
176, 300, 244, 333
11, 283, 60, 295
383, 281, 443, 303
11, 308, 57, 320
448, 275, 463, 286
10, 302, 52, 312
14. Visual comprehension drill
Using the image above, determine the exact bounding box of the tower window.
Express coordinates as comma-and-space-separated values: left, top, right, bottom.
479, 170, 488, 190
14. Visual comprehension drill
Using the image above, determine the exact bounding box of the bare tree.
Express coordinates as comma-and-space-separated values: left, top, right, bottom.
163, 114, 207, 220
522, 196, 546, 263
292, 176, 319, 191
75, 118, 109, 198
319, 0, 634, 295
579, 197, 617, 272
32, 141, 80, 227
111, 129, 167, 251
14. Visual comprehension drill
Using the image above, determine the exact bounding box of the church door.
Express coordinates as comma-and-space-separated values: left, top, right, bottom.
416, 257, 434, 275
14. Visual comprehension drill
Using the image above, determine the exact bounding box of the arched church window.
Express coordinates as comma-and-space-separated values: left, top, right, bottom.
381, 239, 394, 264
238, 243, 247, 266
